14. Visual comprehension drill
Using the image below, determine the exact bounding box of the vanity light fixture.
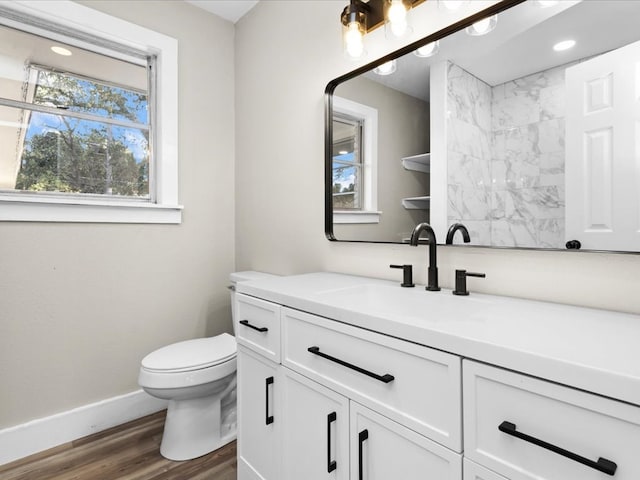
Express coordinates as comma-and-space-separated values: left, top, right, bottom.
373, 59, 397, 75
386, 0, 411, 38
465, 14, 497, 36
414, 40, 439, 57
341, 0, 425, 59
51, 46, 72, 56
553, 39, 576, 52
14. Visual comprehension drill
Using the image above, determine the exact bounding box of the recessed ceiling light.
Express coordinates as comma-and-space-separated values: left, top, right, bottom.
553, 40, 576, 52
51, 46, 72, 56
338, 150, 348, 155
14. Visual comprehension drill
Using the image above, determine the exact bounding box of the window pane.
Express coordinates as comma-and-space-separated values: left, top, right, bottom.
332, 161, 361, 209
332, 115, 363, 210
32, 69, 148, 124
0, 106, 149, 197
0, 23, 147, 109
0, 22, 150, 198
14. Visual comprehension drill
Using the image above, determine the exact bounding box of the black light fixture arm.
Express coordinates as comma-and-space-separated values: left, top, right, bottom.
340, 0, 425, 33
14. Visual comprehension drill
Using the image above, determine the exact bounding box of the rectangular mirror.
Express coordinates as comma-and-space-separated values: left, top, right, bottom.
326, 0, 640, 253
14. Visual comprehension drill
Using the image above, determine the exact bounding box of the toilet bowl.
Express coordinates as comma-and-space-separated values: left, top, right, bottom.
138, 271, 276, 461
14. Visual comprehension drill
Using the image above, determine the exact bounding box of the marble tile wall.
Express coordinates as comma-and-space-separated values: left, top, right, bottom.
446, 62, 493, 246
446, 61, 569, 248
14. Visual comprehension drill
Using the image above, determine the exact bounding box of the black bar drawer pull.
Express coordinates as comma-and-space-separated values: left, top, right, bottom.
307, 346, 395, 383
240, 319, 268, 333
327, 412, 337, 473
498, 421, 617, 476
265, 376, 274, 425
358, 429, 368, 480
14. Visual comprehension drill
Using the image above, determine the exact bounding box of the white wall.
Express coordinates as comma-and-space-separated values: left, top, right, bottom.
235, 0, 640, 314
0, 0, 236, 429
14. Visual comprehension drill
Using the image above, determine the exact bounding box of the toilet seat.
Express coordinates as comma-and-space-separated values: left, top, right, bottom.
141, 333, 236, 373
138, 333, 237, 390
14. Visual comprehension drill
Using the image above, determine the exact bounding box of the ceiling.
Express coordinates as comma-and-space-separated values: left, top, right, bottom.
184, 0, 259, 23
363, 0, 640, 102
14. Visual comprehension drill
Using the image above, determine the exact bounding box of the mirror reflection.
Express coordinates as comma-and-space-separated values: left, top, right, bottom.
327, 0, 640, 253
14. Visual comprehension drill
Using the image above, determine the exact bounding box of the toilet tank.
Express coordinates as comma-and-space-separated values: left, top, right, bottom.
229, 271, 279, 334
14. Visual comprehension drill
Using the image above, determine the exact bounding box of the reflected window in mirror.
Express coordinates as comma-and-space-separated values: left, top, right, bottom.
332, 113, 362, 210
332, 96, 379, 224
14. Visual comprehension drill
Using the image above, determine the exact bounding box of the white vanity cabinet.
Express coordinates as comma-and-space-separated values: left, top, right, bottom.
280, 339, 461, 480
236, 294, 282, 480
279, 307, 462, 479
281, 307, 462, 451
463, 360, 640, 480
236, 272, 640, 480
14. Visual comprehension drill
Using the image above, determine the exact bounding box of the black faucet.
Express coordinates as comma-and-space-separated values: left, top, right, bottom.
409, 222, 440, 291
446, 223, 470, 245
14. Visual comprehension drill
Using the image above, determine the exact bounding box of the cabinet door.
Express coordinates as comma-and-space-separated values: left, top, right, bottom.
237, 346, 280, 480
281, 368, 349, 480
349, 401, 461, 480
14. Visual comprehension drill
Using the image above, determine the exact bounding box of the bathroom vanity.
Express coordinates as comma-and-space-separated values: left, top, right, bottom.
234, 272, 640, 480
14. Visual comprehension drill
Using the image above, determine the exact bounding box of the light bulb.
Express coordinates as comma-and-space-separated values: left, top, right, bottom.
344, 21, 365, 59
414, 41, 439, 58
465, 15, 497, 36
386, 0, 411, 38
373, 60, 397, 76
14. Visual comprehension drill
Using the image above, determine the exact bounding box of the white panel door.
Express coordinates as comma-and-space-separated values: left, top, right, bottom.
281, 368, 349, 480
349, 401, 461, 480
566, 39, 640, 250
237, 347, 280, 480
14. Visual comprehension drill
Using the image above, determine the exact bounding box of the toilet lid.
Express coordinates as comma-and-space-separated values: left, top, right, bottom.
141, 333, 237, 373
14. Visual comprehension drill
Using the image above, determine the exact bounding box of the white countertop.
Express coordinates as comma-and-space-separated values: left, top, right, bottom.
237, 272, 640, 407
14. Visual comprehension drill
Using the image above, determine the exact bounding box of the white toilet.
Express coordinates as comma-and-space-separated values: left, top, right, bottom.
138, 271, 276, 461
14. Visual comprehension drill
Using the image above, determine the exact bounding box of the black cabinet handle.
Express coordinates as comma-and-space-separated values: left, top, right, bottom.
265, 376, 274, 425
358, 429, 368, 480
307, 346, 394, 383
327, 412, 337, 473
240, 319, 268, 333
498, 421, 617, 476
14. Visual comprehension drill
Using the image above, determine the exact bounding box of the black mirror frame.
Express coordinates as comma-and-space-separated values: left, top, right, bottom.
324, 0, 525, 243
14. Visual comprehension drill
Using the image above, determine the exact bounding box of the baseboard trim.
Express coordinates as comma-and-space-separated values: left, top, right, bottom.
0, 390, 168, 466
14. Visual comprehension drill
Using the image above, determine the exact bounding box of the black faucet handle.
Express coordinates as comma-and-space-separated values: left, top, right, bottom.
453, 269, 485, 296
390, 264, 415, 287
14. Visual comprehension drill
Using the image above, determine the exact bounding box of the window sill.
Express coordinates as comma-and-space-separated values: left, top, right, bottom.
333, 210, 382, 224
0, 195, 183, 224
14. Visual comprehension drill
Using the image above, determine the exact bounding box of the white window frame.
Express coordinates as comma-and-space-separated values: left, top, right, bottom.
0, 0, 181, 223
332, 96, 380, 224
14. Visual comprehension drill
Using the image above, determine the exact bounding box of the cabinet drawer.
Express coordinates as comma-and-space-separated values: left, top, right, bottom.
235, 294, 281, 363
282, 307, 462, 451
463, 360, 640, 480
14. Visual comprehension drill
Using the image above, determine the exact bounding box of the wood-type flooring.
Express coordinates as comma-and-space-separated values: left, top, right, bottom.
0, 410, 237, 480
